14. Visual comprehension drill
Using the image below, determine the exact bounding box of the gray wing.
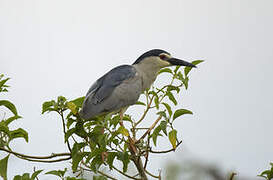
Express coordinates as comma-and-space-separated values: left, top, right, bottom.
80, 65, 142, 119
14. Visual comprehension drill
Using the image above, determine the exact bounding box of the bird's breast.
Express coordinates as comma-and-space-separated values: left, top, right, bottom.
133, 62, 161, 91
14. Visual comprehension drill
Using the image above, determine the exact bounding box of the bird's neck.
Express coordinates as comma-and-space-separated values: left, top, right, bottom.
133, 59, 162, 91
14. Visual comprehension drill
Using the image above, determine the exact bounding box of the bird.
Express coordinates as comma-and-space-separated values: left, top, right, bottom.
79, 49, 196, 121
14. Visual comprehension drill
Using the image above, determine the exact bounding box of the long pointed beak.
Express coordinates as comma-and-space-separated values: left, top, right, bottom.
167, 58, 196, 68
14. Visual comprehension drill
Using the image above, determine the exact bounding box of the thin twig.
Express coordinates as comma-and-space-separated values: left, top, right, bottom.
16, 156, 71, 163
229, 172, 237, 180
59, 111, 72, 152
132, 173, 139, 178
143, 152, 149, 170
135, 93, 155, 126
98, 170, 117, 180
81, 167, 117, 180
112, 166, 141, 180
149, 140, 182, 154
0, 147, 71, 159
136, 115, 162, 144
133, 128, 149, 130
145, 169, 160, 179
143, 132, 151, 170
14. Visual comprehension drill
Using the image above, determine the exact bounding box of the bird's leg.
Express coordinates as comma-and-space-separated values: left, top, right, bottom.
119, 112, 124, 127
119, 108, 126, 127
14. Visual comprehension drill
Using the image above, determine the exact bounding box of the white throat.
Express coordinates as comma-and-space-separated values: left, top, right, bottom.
133, 57, 170, 91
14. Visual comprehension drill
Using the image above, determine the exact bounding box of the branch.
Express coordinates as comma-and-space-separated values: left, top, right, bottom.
0, 147, 71, 159
59, 111, 72, 152
149, 140, 182, 154
145, 169, 160, 179
127, 137, 148, 180
112, 166, 141, 180
136, 115, 162, 144
143, 133, 151, 170
135, 92, 155, 126
81, 167, 118, 180
143, 150, 149, 170
229, 172, 237, 180
16, 156, 71, 163
131, 156, 148, 180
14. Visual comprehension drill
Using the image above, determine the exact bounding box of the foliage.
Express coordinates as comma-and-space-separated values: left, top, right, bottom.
0, 61, 204, 180
258, 163, 273, 180
13, 170, 43, 180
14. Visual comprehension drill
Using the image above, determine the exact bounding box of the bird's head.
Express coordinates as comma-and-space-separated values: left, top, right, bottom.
133, 49, 196, 68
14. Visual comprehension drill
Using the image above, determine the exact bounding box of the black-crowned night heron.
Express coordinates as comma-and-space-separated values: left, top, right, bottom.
79, 49, 196, 120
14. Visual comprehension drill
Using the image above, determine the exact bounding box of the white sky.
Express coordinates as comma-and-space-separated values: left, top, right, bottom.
1, 0, 273, 179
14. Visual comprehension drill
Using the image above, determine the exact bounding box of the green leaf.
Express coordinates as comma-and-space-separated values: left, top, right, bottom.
152, 125, 162, 146
42, 100, 55, 114
149, 90, 159, 99
0, 155, 9, 180
66, 102, 77, 115
10, 128, 29, 142
75, 121, 88, 138
93, 125, 104, 134
177, 71, 183, 81
156, 111, 167, 119
45, 170, 62, 177
117, 126, 129, 137
72, 142, 86, 157
173, 109, 193, 121
167, 85, 180, 93
162, 103, 172, 117
70, 96, 85, 107
65, 128, 76, 142
68, 177, 86, 180
0, 77, 9, 87
174, 66, 181, 74
67, 177, 86, 180
258, 163, 273, 180
154, 95, 159, 109
168, 129, 177, 149
3, 115, 22, 126
0, 123, 10, 137
160, 121, 167, 135
259, 170, 272, 179
86, 148, 102, 163
90, 155, 103, 172
107, 152, 117, 170
122, 115, 133, 123
57, 96, 67, 104
72, 152, 86, 173
182, 76, 189, 89
66, 117, 75, 129
93, 175, 107, 180
158, 68, 173, 75
135, 101, 146, 106
45, 168, 67, 178
13, 175, 21, 180
184, 60, 204, 76
0, 77, 10, 91
110, 115, 120, 128
98, 134, 107, 148
0, 100, 18, 116
166, 92, 177, 105
30, 170, 43, 180
117, 152, 130, 172
22, 173, 30, 180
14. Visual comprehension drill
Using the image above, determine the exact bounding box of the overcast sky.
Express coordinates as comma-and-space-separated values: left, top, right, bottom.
1, 0, 273, 179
